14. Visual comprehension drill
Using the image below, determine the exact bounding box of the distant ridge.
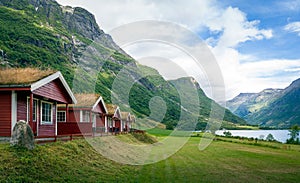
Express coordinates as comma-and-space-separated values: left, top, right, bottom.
227, 79, 300, 128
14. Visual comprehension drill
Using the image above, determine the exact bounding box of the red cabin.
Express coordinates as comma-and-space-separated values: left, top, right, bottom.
106, 104, 122, 133
57, 93, 108, 135
120, 112, 135, 132
0, 68, 76, 137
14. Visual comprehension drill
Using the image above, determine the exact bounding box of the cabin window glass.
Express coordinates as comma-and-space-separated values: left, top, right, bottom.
57, 111, 66, 122
27, 99, 37, 122
82, 111, 90, 122
41, 101, 52, 124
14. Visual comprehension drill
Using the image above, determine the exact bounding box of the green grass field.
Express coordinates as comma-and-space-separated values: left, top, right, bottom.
0, 132, 299, 182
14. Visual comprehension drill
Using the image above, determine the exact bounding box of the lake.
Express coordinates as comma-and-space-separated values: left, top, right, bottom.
215, 129, 300, 143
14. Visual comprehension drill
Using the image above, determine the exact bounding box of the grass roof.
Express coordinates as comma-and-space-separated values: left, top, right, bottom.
106, 104, 118, 115
120, 112, 130, 121
70, 93, 101, 107
0, 68, 55, 85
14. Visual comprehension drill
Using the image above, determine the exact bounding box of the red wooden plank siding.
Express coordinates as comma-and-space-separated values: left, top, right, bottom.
57, 122, 92, 135
115, 120, 121, 130
68, 110, 80, 123
96, 115, 105, 127
93, 104, 103, 113
17, 92, 27, 122
0, 91, 11, 136
38, 103, 56, 136
32, 79, 72, 104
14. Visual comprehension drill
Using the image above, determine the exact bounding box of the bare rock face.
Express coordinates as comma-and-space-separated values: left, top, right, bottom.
10, 120, 35, 150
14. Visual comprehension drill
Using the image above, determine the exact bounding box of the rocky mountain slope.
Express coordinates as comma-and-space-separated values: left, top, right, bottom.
227, 79, 300, 128
0, 0, 246, 129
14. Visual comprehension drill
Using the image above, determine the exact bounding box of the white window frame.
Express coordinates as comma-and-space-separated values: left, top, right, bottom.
92, 114, 97, 128
57, 111, 66, 122
41, 101, 53, 125
81, 110, 90, 122
27, 98, 38, 122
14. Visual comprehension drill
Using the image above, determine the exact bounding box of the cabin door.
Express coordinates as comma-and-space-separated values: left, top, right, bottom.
115, 120, 121, 132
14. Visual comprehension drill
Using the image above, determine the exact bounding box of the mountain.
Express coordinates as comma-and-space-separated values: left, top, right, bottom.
227, 89, 282, 118
0, 0, 245, 130
227, 79, 300, 128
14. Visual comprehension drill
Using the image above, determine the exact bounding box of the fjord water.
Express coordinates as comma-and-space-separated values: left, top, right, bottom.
215, 130, 300, 143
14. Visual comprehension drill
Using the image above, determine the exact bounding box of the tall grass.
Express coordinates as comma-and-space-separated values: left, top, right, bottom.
0, 135, 299, 182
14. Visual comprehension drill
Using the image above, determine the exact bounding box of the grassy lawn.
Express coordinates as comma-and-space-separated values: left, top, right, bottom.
135, 137, 300, 182
0, 133, 299, 182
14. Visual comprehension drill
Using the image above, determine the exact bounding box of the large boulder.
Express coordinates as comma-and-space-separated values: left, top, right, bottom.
10, 120, 35, 150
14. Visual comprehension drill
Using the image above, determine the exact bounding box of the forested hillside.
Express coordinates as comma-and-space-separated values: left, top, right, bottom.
0, 0, 246, 129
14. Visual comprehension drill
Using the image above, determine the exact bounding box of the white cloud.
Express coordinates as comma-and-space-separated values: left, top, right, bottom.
206, 7, 272, 48
56, 0, 220, 31
284, 21, 300, 36
207, 6, 273, 99
57, 0, 299, 101
279, 0, 300, 12
225, 59, 300, 99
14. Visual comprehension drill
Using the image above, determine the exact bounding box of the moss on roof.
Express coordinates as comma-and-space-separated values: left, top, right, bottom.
120, 112, 130, 121
106, 104, 118, 115
70, 93, 101, 108
0, 68, 55, 85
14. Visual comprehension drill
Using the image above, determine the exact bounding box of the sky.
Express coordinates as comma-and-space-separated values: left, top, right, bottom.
56, 0, 300, 100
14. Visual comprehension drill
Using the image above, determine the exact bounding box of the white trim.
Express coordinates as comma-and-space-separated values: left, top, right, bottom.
104, 116, 108, 133
55, 103, 57, 136
36, 100, 39, 136
92, 96, 108, 114
92, 114, 96, 128
30, 71, 77, 104
114, 107, 121, 119
81, 111, 90, 122
80, 110, 83, 122
121, 119, 123, 132
57, 111, 66, 122
40, 101, 53, 125
11, 91, 17, 134
26, 98, 38, 122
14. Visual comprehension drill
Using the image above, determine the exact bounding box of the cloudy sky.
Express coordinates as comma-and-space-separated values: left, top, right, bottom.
57, 0, 300, 100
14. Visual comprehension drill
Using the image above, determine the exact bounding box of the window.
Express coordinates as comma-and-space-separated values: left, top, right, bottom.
81, 111, 90, 122
41, 102, 52, 124
27, 99, 37, 122
108, 118, 113, 127
57, 111, 66, 122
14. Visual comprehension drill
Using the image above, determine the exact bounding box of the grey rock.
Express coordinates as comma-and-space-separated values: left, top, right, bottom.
10, 120, 35, 150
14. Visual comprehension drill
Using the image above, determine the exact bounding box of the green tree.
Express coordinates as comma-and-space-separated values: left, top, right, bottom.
266, 133, 275, 141
223, 131, 232, 137
165, 120, 176, 130
286, 125, 300, 144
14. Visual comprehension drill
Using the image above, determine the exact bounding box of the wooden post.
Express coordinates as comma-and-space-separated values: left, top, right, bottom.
66, 104, 69, 122
90, 111, 93, 135
89, 111, 92, 123
29, 93, 34, 129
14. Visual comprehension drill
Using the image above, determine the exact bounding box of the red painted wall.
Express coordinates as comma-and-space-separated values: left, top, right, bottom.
115, 120, 121, 129
57, 122, 92, 135
96, 115, 105, 127
93, 104, 103, 114
68, 109, 80, 123
37, 103, 56, 136
0, 91, 11, 136
16, 92, 39, 134
16, 92, 27, 122
33, 79, 72, 104
93, 101, 107, 113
